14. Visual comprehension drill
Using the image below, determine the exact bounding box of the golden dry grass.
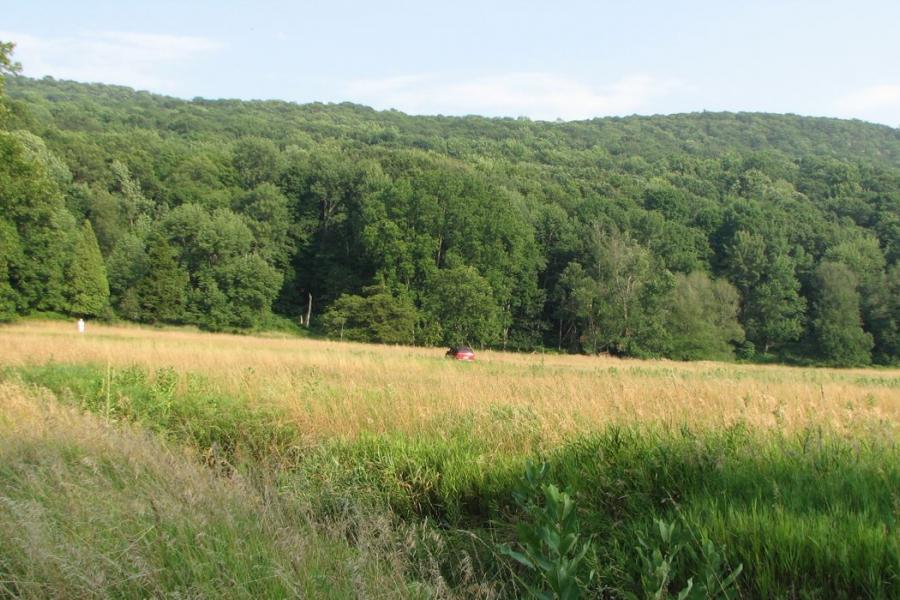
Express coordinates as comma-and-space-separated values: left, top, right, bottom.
2, 320, 898, 442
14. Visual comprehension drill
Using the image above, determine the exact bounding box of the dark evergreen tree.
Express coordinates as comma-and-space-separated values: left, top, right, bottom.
188, 272, 231, 331
135, 234, 188, 323
67, 220, 109, 317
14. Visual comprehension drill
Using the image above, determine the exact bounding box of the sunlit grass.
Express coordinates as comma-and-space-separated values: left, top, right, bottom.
2, 321, 897, 443
2, 320, 899, 597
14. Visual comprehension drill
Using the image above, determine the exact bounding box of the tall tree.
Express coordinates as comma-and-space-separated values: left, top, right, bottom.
134, 233, 188, 323
0, 41, 21, 81
0, 131, 74, 313
323, 284, 417, 344
748, 253, 806, 354
666, 272, 745, 360
725, 231, 805, 354
235, 183, 295, 269
810, 261, 873, 366
106, 233, 149, 317
422, 265, 501, 347
873, 263, 900, 364
552, 261, 593, 351
0, 40, 22, 125
67, 220, 109, 317
825, 235, 894, 363
582, 226, 672, 356
110, 160, 153, 227
0, 220, 22, 320
210, 254, 282, 329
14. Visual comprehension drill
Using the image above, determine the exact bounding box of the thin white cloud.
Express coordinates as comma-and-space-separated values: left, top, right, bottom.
838, 84, 900, 112
0, 30, 221, 93
835, 84, 900, 125
345, 72, 685, 121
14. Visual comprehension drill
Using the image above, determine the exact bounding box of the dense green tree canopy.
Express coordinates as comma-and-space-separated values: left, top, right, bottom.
667, 272, 744, 361
323, 284, 417, 344
810, 261, 874, 366
133, 233, 188, 324
1, 57, 899, 365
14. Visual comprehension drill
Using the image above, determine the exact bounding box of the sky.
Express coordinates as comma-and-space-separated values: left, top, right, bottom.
3, 0, 900, 126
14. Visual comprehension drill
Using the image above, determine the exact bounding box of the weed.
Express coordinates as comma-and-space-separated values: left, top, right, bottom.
500, 462, 595, 599
629, 518, 741, 600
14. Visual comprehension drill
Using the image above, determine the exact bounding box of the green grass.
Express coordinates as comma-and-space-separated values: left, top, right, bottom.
2, 362, 898, 598
8, 363, 298, 466
305, 424, 898, 598
0, 392, 443, 598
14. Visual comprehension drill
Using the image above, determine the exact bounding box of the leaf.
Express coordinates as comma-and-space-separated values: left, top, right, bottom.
499, 544, 535, 569
719, 563, 743, 590
676, 577, 694, 600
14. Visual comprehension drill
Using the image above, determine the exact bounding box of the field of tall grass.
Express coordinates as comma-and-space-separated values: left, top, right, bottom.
1, 321, 898, 598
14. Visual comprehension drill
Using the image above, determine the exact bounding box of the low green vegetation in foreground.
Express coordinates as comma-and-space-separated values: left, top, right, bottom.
2, 362, 898, 599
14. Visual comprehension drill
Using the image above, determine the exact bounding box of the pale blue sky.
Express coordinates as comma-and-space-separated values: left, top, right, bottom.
3, 0, 900, 125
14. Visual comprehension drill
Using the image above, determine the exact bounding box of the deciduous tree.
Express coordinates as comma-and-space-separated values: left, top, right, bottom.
810, 261, 873, 366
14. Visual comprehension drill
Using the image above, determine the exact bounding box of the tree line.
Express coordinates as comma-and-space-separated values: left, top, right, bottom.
1, 42, 898, 366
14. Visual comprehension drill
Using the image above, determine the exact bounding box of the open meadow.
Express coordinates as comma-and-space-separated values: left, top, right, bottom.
4, 5, 900, 598
2, 321, 899, 598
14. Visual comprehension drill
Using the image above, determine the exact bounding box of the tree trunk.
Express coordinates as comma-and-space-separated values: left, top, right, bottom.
305, 293, 313, 328
558, 318, 563, 351
436, 235, 445, 268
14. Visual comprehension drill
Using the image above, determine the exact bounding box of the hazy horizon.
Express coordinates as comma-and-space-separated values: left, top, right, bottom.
12, 73, 900, 131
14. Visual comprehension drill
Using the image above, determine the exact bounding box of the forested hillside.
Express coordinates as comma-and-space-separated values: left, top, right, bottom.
2, 54, 899, 365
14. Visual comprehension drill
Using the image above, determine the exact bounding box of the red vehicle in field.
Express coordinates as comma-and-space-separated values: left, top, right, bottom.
445, 346, 475, 361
